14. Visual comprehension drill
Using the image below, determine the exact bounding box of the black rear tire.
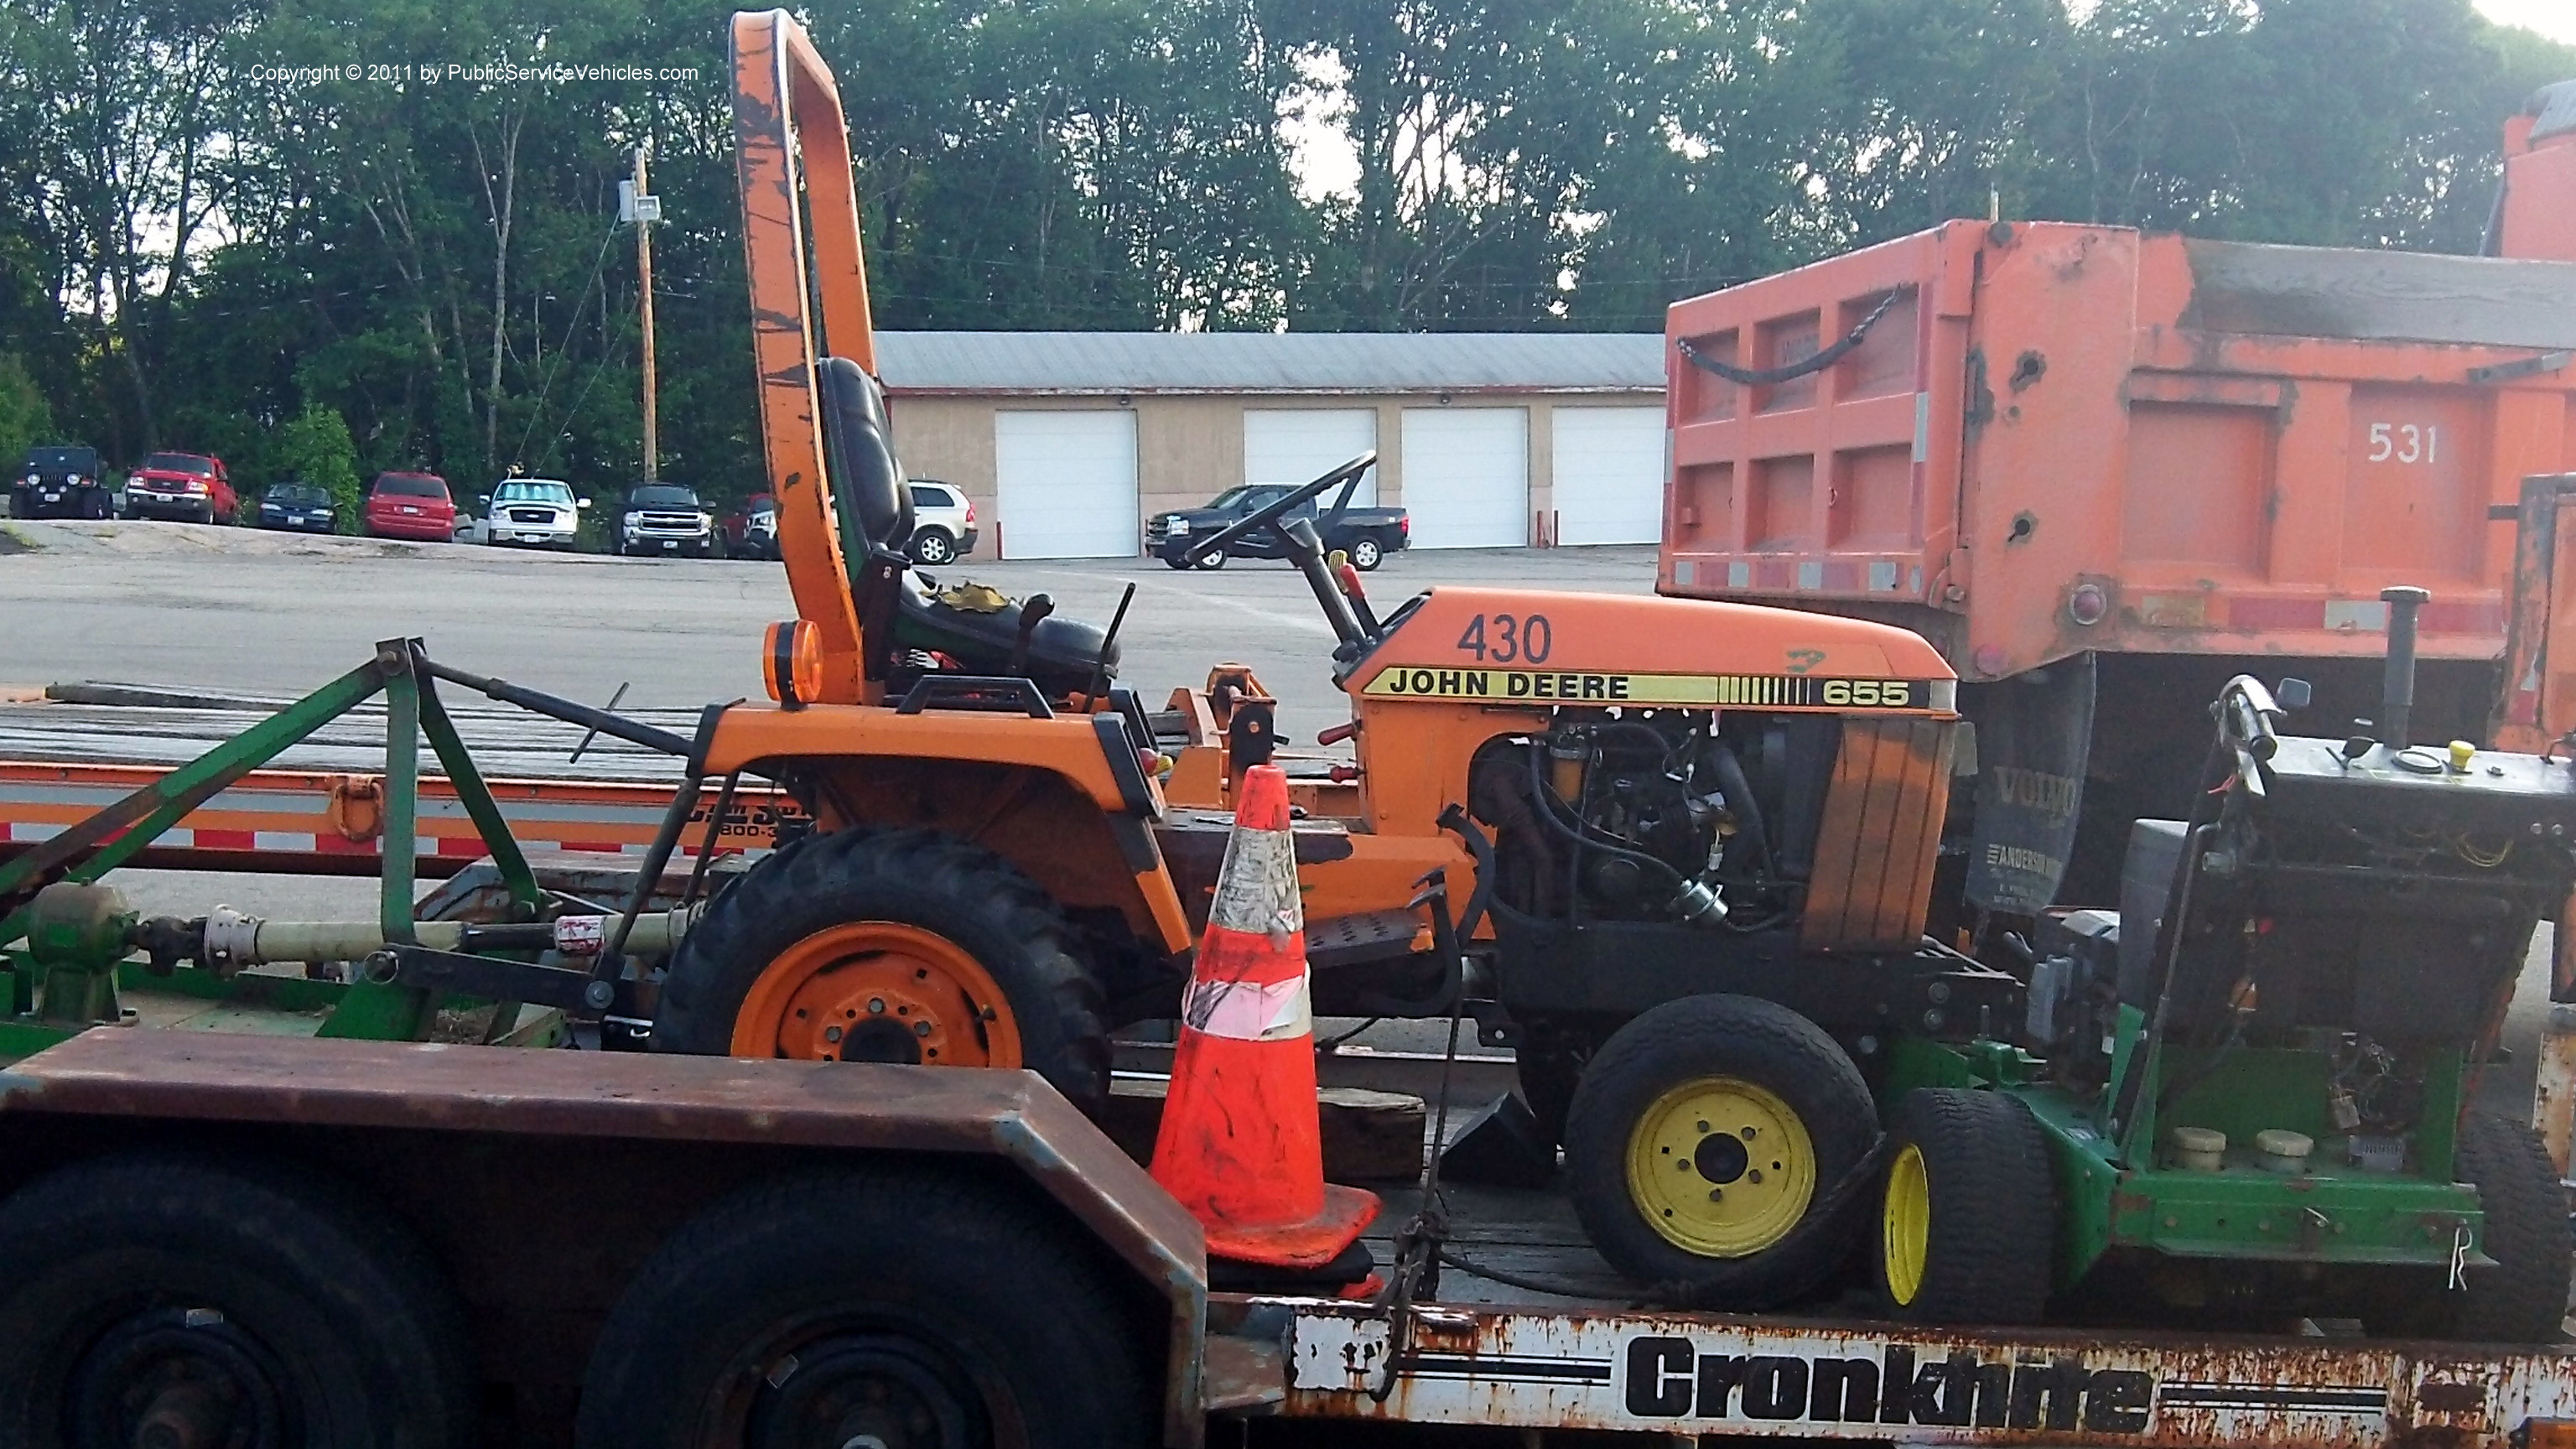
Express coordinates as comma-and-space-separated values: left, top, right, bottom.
1348, 535, 1384, 571
576, 1164, 1156, 1449
0, 1149, 475, 1449
655, 827, 1112, 1116
1565, 993, 1877, 1308
2445, 1113, 2572, 1342
1874, 1087, 2057, 1326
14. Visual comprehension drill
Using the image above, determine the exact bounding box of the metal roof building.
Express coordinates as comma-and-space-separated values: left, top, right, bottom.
874, 330, 1668, 397
873, 330, 1670, 560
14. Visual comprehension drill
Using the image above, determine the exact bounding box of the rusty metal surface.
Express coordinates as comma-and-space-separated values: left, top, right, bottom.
1263, 1296, 2576, 1444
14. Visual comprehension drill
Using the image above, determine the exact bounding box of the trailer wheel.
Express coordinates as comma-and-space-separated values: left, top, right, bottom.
0, 1149, 474, 1449
2443, 1114, 2573, 1342
1564, 993, 1876, 1307
656, 826, 1111, 1116
576, 1163, 1156, 1449
1875, 1088, 2056, 1325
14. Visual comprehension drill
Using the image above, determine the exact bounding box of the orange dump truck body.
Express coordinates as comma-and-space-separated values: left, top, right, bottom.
1660, 222, 2576, 683
1660, 90, 2576, 911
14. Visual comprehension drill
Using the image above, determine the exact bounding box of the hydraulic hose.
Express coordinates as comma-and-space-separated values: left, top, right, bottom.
1705, 743, 1775, 879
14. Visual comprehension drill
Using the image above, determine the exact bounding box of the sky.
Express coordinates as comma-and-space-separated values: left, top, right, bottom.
2475, 0, 2576, 45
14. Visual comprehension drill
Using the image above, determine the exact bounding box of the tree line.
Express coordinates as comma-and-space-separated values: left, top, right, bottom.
0, 0, 2566, 516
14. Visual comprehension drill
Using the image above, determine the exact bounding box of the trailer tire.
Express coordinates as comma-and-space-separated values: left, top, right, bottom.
576, 1163, 1158, 1449
656, 826, 1111, 1116
0, 1148, 474, 1449
1565, 993, 1876, 1308
1875, 1088, 2057, 1326
2444, 1113, 2572, 1342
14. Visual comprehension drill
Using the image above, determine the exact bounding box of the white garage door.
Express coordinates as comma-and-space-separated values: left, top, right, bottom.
1244, 408, 1378, 505
1399, 408, 1528, 549
994, 410, 1138, 558
1550, 407, 1667, 545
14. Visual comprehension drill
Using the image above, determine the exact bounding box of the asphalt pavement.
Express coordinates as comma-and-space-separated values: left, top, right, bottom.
0, 515, 1657, 748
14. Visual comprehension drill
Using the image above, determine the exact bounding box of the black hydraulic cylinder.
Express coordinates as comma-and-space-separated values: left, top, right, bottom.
2379, 585, 2429, 749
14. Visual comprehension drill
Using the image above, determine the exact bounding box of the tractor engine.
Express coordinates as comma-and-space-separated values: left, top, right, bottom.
1466, 709, 1838, 935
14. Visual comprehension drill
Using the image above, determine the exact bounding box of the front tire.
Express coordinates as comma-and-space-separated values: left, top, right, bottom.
0, 1150, 475, 1449
654, 827, 1111, 1116
1874, 1088, 2056, 1326
574, 1165, 1156, 1449
1192, 548, 1226, 570
909, 527, 958, 566
2444, 1114, 2573, 1341
1565, 994, 1876, 1308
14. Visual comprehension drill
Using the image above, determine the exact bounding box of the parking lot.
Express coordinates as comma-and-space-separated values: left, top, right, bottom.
0, 514, 1657, 746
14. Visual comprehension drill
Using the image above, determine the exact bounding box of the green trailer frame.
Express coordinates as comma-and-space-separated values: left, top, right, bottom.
0, 637, 712, 1057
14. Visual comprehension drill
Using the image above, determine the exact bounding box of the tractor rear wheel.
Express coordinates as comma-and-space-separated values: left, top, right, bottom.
655, 828, 1111, 1116
2442, 1114, 2572, 1342
1874, 1088, 2056, 1326
1564, 993, 1876, 1308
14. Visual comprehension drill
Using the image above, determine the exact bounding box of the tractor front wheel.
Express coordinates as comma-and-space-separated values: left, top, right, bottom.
654, 828, 1111, 1116
1565, 993, 1876, 1308
1874, 1088, 2056, 1326
2441, 1114, 2572, 1342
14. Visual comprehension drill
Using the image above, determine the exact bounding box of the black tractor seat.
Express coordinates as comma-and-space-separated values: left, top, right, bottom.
891, 573, 1117, 699
813, 354, 1116, 699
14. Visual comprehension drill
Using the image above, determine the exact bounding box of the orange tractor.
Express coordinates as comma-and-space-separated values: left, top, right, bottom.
662, 10, 2019, 1306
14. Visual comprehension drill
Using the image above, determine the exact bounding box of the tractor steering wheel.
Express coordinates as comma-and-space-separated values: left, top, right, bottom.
1185, 451, 1378, 564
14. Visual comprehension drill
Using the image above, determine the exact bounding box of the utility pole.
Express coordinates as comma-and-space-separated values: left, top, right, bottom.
628, 145, 659, 482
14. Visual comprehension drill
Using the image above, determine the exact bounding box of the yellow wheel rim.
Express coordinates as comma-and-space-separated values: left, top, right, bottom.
1623, 1076, 1816, 1258
1883, 1142, 1931, 1306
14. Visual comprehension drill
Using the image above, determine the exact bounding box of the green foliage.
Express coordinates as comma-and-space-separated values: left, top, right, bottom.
0, 355, 52, 471
0, 0, 2564, 492
270, 402, 362, 530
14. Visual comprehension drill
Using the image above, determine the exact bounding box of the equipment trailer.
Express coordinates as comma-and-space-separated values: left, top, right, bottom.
3, 1022, 2576, 1447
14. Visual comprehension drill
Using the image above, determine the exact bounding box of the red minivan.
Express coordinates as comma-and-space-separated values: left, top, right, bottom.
363, 472, 456, 542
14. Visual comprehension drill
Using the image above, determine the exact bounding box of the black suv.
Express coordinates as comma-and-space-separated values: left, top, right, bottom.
13, 445, 109, 520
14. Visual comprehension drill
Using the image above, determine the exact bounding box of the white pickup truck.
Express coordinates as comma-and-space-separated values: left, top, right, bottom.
480, 478, 589, 550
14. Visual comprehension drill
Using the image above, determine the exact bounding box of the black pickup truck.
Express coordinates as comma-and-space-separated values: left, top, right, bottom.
1145, 483, 1410, 571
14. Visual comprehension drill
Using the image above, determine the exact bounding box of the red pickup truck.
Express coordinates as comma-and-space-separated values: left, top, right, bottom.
123, 453, 238, 524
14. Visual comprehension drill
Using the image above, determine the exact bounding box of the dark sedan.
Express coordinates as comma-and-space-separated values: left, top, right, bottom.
256, 481, 339, 533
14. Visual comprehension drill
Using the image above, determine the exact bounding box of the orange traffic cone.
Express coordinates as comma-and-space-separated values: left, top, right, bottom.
1150, 763, 1379, 1269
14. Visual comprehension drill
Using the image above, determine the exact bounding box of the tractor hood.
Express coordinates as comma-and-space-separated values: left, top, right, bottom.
1348, 586, 1958, 713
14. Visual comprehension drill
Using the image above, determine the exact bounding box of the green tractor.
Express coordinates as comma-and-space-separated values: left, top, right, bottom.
1880, 587, 2575, 1339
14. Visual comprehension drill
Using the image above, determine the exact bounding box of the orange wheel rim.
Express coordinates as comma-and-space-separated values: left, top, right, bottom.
729, 922, 1024, 1067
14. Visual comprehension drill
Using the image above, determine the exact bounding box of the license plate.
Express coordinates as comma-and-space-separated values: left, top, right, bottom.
660, 540, 678, 550
42, 491, 60, 501
400, 506, 421, 515
516, 533, 547, 543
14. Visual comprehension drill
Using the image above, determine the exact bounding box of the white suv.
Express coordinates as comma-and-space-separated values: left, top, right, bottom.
906, 480, 978, 565
480, 478, 588, 549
